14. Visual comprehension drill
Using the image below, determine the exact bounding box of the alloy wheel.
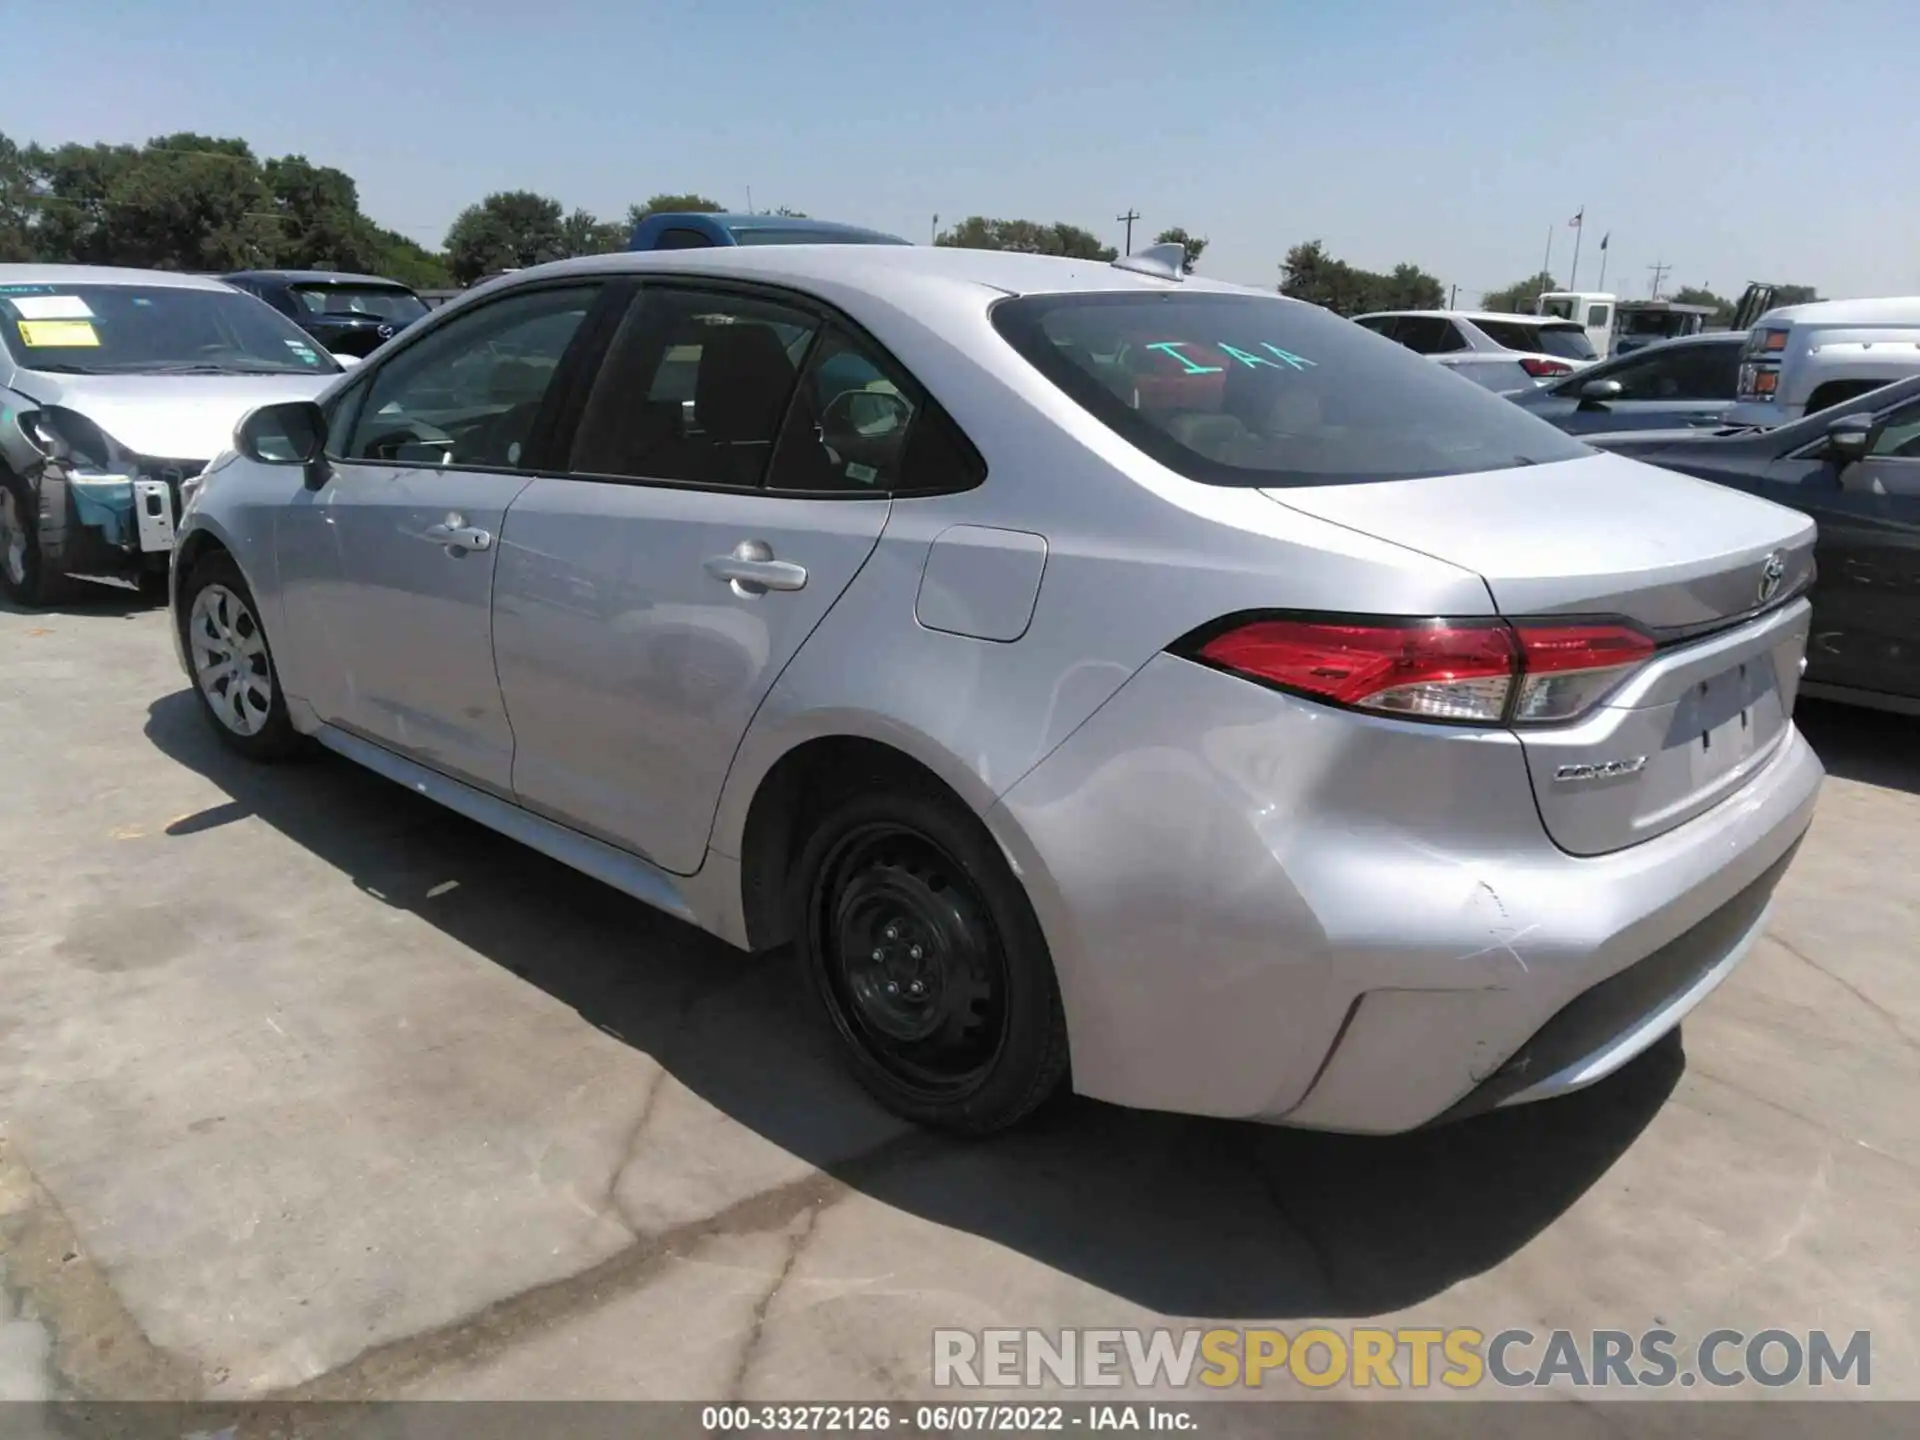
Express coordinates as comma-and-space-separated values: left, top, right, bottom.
189, 583, 274, 737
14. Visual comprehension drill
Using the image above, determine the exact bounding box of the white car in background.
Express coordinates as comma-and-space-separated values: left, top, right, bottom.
1356, 310, 1600, 394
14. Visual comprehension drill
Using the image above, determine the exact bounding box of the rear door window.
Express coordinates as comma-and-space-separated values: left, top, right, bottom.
991, 291, 1589, 487
569, 286, 817, 488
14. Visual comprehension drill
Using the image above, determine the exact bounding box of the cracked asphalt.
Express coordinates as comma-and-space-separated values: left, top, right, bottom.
1, 587, 1916, 1406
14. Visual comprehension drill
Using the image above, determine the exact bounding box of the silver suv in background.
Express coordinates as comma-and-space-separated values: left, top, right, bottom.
172, 245, 1820, 1136
1356, 309, 1600, 393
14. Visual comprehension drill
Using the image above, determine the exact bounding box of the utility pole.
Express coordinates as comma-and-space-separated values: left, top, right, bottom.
1449, 283, 1458, 308
1647, 260, 1671, 300
745, 186, 754, 214
1116, 208, 1140, 253
930, 213, 939, 245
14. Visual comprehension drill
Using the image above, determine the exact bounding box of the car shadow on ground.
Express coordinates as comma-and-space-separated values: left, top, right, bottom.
146, 688, 1682, 1322
1795, 698, 1920, 797
0, 577, 159, 620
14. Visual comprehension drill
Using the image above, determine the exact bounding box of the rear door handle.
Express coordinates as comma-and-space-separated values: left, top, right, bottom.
423, 513, 493, 553
704, 539, 808, 596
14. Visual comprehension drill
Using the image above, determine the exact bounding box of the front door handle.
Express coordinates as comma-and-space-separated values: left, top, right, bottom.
704, 539, 808, 596
423, 512, 493, 553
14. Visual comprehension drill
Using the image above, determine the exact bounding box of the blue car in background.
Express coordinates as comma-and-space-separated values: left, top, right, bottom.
628, 212, 908, 250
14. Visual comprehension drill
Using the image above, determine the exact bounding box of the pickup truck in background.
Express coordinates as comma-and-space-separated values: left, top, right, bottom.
1728, 294, 1920, 426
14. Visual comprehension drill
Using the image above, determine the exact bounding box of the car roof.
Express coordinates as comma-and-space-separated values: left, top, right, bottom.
482, 244, 1268, 304
0, 263, 235, 292
1757, 296, 1920, 327
223, 269, 413, 288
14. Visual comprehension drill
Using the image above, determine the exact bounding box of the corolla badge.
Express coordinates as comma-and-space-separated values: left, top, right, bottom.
1758, 550, 1786, 604
1553, 756, 1648, 784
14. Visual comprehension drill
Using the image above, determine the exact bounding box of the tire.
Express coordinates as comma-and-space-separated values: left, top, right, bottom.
794, 787, 1070, 1135
0, 470, 79, 607
175, 551, 303, 761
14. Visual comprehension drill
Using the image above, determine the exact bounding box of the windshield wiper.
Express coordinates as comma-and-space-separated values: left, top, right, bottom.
138, 362, 291, 375
25, 362, 107, 375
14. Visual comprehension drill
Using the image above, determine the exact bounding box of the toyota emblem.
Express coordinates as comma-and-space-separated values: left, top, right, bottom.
1758, 551, 1786, 604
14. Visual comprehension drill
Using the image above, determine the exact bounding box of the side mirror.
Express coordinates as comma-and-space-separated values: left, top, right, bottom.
236, 400, 326, 464
1578, 378, 1624, 404
1824, 412, 1875, 465
236, 400, 332, 489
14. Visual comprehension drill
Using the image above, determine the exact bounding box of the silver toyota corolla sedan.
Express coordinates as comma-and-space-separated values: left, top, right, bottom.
169, 244, 1823, 1135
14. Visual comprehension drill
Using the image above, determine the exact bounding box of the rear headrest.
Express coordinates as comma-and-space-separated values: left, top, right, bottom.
693, 325, 796, 441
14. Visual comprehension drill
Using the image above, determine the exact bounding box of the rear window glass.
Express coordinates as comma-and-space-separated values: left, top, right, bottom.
291, 284, 428, 324
1477, 319, 1597, 361
991, 292, 1589, 488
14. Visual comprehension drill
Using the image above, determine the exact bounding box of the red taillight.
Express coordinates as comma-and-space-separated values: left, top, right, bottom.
1520, 356, 1574, 378
1190, 617, 1654, 725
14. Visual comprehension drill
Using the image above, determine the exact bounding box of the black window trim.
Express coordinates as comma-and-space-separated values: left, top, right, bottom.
549, 272, 987, 502
322, 276, 627, 479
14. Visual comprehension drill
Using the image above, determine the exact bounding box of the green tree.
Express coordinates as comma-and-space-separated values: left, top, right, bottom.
444, 190, 567, 284
935, 216, 1117, 260
0, 132, 36, 261
1154, 226, 1208, 274
367, 227, 454, 289
1773, 284, 1821, 307
1479, 271, 1560, 313
1380, 261, 1444, 311
1279, 240, 1433, 316
625, 193, 725, 229
262, 154, 382, 271
560, 207, 626, 257
772, 205, 809, 218
1671, 285, 1733, 326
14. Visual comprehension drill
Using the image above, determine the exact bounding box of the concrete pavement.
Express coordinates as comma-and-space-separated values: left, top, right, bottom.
0, 586, 1914, 1406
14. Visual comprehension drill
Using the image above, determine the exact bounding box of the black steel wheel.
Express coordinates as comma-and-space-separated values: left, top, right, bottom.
796, 788, 1068, 1134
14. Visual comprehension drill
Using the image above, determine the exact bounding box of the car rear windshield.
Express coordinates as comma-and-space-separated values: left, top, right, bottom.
0, 283, 341, 375
990, 291, 1589, 487
1476, 319, 1597, 361
291, 284, 429, 323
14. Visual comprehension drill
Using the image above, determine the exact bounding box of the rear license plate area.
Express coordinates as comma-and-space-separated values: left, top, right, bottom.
1677, 657, 1782, 787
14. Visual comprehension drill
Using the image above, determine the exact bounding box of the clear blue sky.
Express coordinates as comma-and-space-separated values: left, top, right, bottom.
6, 0, 1914, 303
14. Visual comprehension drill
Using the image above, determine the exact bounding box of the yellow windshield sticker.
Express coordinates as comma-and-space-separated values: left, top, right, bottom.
18, 319, 100, 347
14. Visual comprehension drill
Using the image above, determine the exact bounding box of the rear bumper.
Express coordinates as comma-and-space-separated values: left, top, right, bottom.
990, 652, 1822, 1131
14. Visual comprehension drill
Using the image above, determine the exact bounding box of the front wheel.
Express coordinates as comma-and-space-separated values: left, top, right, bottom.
176, 552, 303, 761
795, 789, 1069, 1135
0, 472, 78, 607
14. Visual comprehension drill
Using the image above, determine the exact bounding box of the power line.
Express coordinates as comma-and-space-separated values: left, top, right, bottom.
1646, 260, 1671, 299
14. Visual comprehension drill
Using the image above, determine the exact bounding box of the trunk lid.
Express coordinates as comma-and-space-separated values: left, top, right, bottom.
1259, 451, 1814, 632
1261, 451, 1817, 854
